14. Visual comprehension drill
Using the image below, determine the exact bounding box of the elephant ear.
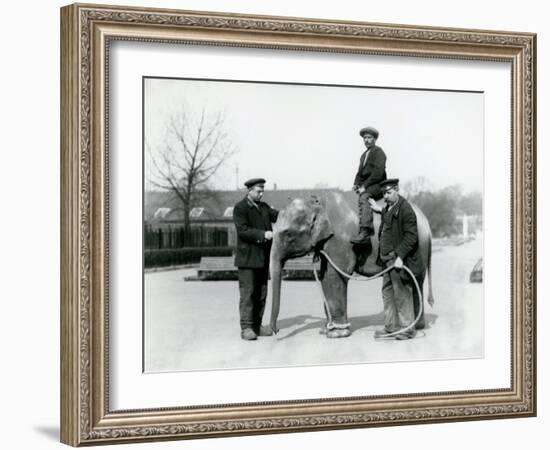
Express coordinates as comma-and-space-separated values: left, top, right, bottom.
310, 202, 334, 250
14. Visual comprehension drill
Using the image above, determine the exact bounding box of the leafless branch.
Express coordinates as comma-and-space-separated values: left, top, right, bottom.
145, 105, 237, 230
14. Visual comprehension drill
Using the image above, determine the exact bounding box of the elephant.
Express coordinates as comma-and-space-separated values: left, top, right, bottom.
268, 191, 434, 338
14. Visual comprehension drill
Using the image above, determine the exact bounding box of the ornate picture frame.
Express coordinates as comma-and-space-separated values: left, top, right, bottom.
60, 3, 536, 446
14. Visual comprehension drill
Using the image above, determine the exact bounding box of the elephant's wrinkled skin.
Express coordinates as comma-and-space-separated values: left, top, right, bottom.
269, 192, 434, 338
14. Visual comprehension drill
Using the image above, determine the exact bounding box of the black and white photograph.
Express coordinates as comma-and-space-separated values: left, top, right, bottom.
143, 77, 484, 373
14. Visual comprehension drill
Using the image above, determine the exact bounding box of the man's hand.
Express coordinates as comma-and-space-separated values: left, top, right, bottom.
264, 231, 273, 240
368, 198, 382, 213
394, 256, 404, 269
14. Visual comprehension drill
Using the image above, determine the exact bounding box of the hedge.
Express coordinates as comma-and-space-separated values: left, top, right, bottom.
144, 247, 233, 268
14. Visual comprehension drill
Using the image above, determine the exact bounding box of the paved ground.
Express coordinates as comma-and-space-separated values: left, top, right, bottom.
144, 237, 483, 373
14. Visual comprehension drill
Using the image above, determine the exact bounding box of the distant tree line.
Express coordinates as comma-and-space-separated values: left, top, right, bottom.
402, 178, 482, 238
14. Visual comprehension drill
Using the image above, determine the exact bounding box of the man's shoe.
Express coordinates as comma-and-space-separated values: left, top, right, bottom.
241, 328, 257, 340
374, 328, 396, 339
350, 228, 373, 245
255, 325, 273, 337
395, 329, 417, 340
374, 330, 388, 339
395, 333, 411, 340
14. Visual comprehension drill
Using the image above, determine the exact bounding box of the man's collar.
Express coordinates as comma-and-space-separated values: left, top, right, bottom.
385, 195, 403, 215
246, 196, 260, 208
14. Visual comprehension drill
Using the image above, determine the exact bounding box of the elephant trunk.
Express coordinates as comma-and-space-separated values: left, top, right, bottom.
269, 247, 283, 334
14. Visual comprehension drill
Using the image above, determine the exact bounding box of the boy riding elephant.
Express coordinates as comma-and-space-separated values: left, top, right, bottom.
350, 126, 387, 247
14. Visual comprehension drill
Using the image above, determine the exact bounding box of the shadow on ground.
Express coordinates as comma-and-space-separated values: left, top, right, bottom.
352, 312, 439, 332
275, 314, 321, 340
275, 312, 438, 340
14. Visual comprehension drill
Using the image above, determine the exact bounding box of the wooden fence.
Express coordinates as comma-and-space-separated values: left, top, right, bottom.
144, 225, 229, 249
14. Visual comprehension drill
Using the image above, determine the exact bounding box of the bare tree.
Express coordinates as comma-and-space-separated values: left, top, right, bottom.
147, 106, 236, 231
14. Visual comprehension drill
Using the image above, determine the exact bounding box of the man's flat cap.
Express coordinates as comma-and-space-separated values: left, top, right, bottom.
359, 126, 379, 139
380, 178, 399, 191
244, 177, 266, 188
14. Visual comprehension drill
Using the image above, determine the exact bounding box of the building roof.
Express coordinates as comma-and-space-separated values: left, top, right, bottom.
144, 188, 357, 223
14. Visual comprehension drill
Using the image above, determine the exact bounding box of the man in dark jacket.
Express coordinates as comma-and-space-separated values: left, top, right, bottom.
233, 178, 279, 340
369, 178, 423, 340
351, 126, 387, 245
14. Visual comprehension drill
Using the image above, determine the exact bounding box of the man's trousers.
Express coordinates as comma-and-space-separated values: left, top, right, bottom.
238, 268, 268, 331
381, 269, 415, 336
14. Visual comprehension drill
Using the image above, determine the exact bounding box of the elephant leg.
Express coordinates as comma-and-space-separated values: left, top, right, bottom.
317, 258, 330, 335
319, 264, 351, 338
318, 303, 329, 335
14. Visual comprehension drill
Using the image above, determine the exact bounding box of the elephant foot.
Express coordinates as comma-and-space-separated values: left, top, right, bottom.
319, 321, 351, 337
326, 328, 352, 338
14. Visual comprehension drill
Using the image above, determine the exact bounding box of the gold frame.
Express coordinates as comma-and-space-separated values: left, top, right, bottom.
60, 3, 536, 446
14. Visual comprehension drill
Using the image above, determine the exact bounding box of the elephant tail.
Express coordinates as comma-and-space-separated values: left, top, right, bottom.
426, 238, 435, 307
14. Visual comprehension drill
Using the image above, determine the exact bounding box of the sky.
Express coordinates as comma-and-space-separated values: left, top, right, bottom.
144, 77, 484, 193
